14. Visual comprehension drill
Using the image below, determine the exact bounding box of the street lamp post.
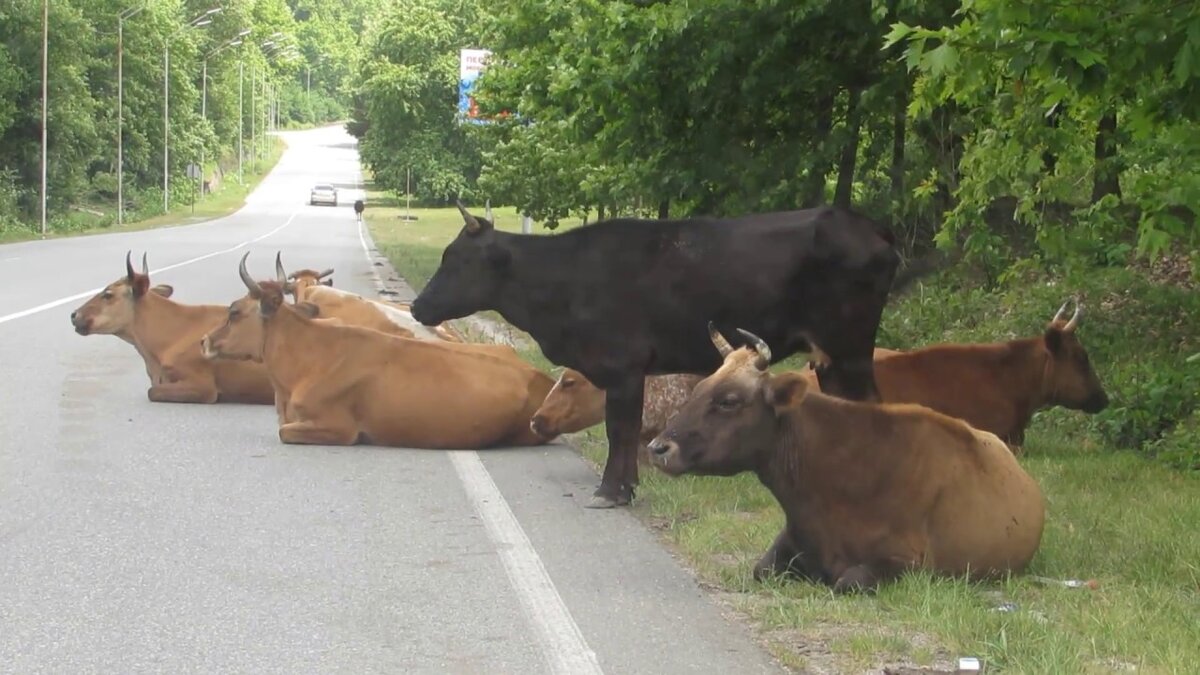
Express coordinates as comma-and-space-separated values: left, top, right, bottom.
198, 29, 249, 200
162, 8, 220, 213
116, 3, 147, 227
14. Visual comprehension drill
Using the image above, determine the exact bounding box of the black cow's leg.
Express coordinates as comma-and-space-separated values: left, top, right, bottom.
832, 564, 881, 594
753, 527, 817, 582
588, 376, 645, 509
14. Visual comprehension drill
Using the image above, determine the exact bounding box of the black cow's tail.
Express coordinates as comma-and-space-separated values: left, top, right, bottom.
888, 247, 960, 298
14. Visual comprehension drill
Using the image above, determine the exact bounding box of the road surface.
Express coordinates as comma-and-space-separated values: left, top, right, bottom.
0, 125, 785, 674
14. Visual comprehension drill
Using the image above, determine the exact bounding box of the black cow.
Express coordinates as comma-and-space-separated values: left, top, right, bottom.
411, 201, 902, 508
354, 199, 365, 222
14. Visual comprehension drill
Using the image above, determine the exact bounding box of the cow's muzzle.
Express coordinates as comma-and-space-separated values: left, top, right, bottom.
646, 436, 678, 462
1082, 391, 1109, 413
70, 311, 91, 335
200, 334, 219, 360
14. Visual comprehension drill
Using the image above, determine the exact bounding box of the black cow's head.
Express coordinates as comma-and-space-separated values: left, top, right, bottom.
411, 200, 512, 326
647, 324, 811, 477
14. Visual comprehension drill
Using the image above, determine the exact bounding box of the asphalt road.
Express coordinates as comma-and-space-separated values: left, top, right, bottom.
0, 126, 785, 675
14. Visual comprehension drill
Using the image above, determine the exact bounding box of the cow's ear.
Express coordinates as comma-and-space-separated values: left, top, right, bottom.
130, 273, 150, 298
150, 284, 174, 298
295, 302, 321, 319
1044, 327, 1064, 355
768, 372, 810, 410
485, 243, 512, 269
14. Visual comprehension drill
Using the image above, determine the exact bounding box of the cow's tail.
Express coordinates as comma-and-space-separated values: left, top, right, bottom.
888, 247, 960, 298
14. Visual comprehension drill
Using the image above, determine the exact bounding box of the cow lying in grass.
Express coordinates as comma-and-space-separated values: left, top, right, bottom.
69, 252, 274, 405
646, 325, 1046, 594
203, 252, 558, 448
286, 267, 464, 343
800, 298, 1108, 448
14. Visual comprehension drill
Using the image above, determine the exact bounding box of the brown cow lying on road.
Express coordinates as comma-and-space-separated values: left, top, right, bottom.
69, 252, 274, 405
285, 267, 464, 342
202, 252, 558, 448
646, 325, 1046, 594
801, 299, 1108, 447
530, 369, 705, 465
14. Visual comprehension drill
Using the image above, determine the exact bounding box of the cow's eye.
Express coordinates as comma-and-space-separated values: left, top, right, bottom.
716, 394, 741, 410
561, 379, 575, 389
101, 292, 113, 300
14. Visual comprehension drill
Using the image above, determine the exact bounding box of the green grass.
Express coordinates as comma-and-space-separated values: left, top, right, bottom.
0, 137, 286, 245
365, 192, 1200, 673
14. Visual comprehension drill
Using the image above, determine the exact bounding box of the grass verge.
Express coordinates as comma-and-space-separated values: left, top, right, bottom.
0, 137, 286, 245
365, 193, 1200, 674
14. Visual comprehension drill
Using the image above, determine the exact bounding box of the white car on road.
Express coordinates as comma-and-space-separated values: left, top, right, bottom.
309, 183, 338, 206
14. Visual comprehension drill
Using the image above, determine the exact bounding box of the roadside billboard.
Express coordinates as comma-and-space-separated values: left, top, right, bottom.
459, 48, 492, 124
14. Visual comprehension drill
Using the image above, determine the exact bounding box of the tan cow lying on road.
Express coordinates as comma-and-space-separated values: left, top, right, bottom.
646, 325, 1046, 594
202, 252, 558, 448
801, 298, 1108, 447
68, 252, 274, 405
285, 267, 464, 343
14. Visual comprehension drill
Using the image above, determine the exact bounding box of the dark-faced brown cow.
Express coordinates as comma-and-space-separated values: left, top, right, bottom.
412, 202, 920, 507
799, 299, 1108, 448
529, 369, 705, 463
646, 326, 1046, 594
202, 252, 558, 448
69, 252, 274, 404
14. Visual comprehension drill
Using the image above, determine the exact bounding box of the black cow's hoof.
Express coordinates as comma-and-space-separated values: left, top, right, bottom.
586, 483, 634, 509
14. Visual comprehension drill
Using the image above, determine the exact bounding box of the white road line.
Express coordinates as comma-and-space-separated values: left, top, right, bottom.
449, 451, 605, 675
0, 212, 297, 327
352, 170, 602, 674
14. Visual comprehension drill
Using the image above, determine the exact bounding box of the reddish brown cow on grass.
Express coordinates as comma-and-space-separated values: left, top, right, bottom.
202, 253, 558, 448
69, 252, 273, 404
800, 299, 1108, 447
647, 326, 1046, 593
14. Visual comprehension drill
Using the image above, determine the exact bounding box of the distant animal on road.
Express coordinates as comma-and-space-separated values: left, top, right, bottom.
800, 298, 1108, 448
647, 326, 1046, 593
529, 369, 705, 464
411, 201, 909, 508
203, 252, 559, 449
69, 252, 274, 405
354, 199, 365, 222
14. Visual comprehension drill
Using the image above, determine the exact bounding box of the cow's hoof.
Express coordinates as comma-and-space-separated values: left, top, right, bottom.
586, 484, 633, 509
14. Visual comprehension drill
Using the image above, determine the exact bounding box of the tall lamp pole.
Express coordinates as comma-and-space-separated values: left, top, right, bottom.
116, 3, 147, 227
162, 8, 220, 213
198, 29, 250, 200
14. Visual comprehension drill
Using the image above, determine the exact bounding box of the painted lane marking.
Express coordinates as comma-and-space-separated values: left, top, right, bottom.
0, 212, 297, 327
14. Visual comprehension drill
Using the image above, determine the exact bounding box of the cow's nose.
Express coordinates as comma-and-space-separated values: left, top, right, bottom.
647, 437, 676, 458
69, 311, 77, 322
530, 414, 546, 433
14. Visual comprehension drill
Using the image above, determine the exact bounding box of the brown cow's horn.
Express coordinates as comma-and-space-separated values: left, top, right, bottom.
274, 252, 287, 285
737, 328, 772, 370
238, 251, 258, 293
141, 252, 149, 275
125, 250, 135, 280
1065, 302, 1083, 332
318, 267, 334, 279
456, 198, 481, 233
708, 321, 734, 357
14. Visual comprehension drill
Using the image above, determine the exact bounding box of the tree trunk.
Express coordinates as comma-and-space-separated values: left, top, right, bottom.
1042, 104, 1063, 174
1091, 110, 1121, 203
658, 199, 670, 219
890, 81, 907, 204
834, 88, 863, 209
597, 204, 605, 221
802, 95, 836, 207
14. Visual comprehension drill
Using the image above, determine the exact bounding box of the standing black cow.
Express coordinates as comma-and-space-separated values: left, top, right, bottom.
353, 199, 365, 222
411, 201, 901, 508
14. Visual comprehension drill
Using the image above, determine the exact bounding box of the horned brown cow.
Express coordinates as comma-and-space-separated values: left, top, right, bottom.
203, 252, 558, 448
529, 369, 704, 464
800, 299, 1108, 447
285, 267, 464, 342
69, 252, 274, 404
646, 326, 1046, 594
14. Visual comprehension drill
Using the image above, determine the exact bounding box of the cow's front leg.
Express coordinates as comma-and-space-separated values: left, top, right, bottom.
831, 564, 882, 595
588, 376, 645, 509
753, 527, 818, 582
147, 380, 219, 404
278, 420, 358, 446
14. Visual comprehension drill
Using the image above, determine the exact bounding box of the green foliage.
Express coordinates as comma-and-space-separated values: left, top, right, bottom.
0, 0, 362, 232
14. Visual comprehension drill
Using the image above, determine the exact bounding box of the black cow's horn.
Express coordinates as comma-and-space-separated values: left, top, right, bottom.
737, 328, 772, 370
708, 321, 734, 357
125, 250, 135, 280
318, 267, 334, 279
275, 252, 287, 285
141, 252, 149, 276
238, 251, 259, 294
456, 198, 482, 233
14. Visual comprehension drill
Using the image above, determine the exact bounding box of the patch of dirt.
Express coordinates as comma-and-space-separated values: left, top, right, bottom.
1130, 249, 1198, 290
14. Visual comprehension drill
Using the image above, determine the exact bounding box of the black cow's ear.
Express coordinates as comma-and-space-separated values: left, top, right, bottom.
485, 243, 512, 268
768, 372, 809, 409
1044, 328, 1064, 355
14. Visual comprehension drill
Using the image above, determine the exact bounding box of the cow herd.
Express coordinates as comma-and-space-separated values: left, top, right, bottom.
69, 201, 1111, 595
